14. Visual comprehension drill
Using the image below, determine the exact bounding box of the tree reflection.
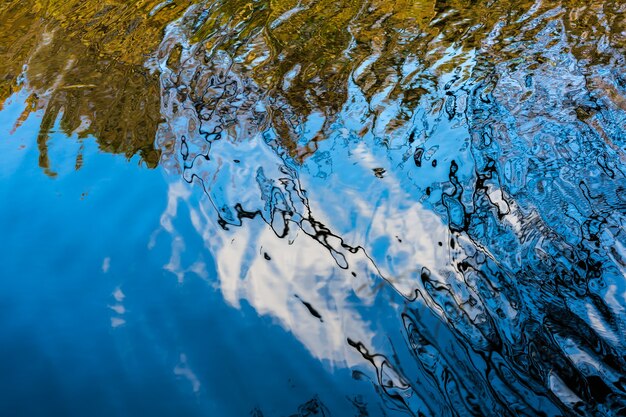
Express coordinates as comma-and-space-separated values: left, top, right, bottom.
0, 0, 198, 173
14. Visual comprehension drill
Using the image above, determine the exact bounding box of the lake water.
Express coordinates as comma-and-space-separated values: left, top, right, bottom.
1, 1, 626, 416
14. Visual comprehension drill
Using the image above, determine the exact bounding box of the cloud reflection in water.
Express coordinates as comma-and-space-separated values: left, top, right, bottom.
148, 1, 626, 415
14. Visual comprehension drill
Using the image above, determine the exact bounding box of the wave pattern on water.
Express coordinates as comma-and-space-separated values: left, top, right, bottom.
146, 1, 626, 415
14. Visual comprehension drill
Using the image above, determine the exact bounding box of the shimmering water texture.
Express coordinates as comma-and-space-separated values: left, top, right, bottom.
1, 1, 626, 416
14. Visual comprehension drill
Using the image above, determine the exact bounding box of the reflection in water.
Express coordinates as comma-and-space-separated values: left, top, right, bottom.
152, 1, 626, 416
0, 0, 197, 172
3, 0, 626, 416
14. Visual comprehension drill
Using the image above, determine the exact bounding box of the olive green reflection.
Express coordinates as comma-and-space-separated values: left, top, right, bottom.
166, 0, 624, 159
2, 0, 624, 171
0, 0, 198, 175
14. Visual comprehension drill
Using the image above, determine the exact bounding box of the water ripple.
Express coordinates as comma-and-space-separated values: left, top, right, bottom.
145, 1, 626, 415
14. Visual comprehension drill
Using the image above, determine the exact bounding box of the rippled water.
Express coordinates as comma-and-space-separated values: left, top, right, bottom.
1, 1, 626, 416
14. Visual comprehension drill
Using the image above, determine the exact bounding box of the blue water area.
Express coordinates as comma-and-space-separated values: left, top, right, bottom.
0, 92, 386, 416
3, 2, 626, 416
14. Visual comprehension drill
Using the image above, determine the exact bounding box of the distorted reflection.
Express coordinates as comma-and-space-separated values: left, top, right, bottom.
152, 1, 626, 415
2, 0, 626, 416
0, 0, 195, 172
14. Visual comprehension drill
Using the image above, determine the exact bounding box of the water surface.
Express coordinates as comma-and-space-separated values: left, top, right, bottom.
1, 1, 626, 416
